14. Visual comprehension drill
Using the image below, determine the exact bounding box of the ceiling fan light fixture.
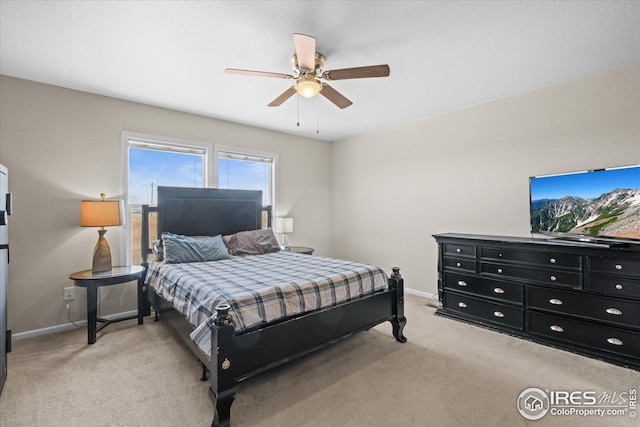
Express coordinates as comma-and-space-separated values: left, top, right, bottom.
295, 77, 322, 98
227, 34, 389, 110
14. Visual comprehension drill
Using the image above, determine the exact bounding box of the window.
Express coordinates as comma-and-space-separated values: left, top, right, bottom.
215, 147, 276, 228
122, 133, 212, 264
122, 136, 275, 264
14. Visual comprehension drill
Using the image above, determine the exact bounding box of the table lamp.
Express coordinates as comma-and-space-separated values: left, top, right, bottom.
80, 193, 123, 273
275, 217, 293, 250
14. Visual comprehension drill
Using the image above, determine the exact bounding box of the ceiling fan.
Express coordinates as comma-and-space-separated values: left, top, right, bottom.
225, 33, 390, 109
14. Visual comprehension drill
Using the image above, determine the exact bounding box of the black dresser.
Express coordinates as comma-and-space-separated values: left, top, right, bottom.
433, 233, 640, 370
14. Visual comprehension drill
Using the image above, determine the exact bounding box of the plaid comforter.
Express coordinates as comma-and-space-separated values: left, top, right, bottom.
145, 251, 388, 357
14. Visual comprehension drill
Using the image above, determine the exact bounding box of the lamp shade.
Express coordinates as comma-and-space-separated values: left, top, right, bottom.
80, 198, 123, 227
276, 217, 293, 234
282, 217, 293, 234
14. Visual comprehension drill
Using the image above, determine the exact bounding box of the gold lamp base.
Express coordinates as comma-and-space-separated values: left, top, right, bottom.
92, 229, 112, 273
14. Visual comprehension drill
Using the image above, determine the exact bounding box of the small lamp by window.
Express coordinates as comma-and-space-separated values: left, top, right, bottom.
275, 217, 293, 250
80, 193, 123, 273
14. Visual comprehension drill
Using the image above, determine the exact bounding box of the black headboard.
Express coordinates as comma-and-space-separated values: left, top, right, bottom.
157, 186, 263, 237
140, 186, 269, 265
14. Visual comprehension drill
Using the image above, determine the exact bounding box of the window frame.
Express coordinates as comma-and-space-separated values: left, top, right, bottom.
214, 144, 278, 211
120, 131, 214, 263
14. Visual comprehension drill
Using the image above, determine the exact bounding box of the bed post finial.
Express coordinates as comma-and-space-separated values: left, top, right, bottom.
215, 304, 232, 326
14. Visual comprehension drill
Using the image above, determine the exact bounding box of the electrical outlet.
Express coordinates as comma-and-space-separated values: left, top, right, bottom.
63, 287, 75, 301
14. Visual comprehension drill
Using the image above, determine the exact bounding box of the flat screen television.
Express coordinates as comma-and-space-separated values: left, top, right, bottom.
529, 165, 640, 244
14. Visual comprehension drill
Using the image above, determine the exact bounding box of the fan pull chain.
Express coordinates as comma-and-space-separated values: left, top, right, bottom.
316, 104, 320, 134
296, 94, 300, 127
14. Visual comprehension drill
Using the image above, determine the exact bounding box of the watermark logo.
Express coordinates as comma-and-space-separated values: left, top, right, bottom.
517, 387, 637, 421
517, 388, 550, 420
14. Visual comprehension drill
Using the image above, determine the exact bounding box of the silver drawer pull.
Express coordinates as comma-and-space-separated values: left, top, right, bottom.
493, 311, 504, 318
498, 253, 503, 257
615, 284, 623, 290
456, 262, 462, 267
605, 308, 622, 316
493, 287, 505, 294
550, 275, 557, 281
615, 264, 623, 270
549, 299, 563, 305
550, 258, 557, 264
457, 280, 467, 287
458, 302, 467, 308
456, 248, 462, 253
607, 338, 623, 346
497, 268, 503, 273
550, 325, 564, 333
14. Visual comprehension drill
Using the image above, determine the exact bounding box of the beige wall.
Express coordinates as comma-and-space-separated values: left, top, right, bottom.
331, 64, 640, 295
0, 75, 332, 334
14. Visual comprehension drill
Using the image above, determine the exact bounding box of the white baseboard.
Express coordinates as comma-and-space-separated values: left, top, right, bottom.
404, 287, 437, 300
11, 310, 139, 342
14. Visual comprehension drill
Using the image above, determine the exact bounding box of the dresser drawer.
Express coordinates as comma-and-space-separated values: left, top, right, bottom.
527, 311, 640, 360
444, 272, 523, 304
480, 262, 581, 289
527, 286, 640, 329
443, 243, 475, 258
587, 256, 640, 278
443, 292, 523, 330
587, 275, 640, 299
480, 247, 581, 270
443, 257, 476, 273
442, 243, 476, 258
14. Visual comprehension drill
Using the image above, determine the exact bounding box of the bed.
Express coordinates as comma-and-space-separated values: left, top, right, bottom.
140, 186, 407, 427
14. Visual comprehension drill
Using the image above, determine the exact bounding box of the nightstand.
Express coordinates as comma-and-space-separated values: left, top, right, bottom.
69, 265, 145, 344
289, 246, 314, 255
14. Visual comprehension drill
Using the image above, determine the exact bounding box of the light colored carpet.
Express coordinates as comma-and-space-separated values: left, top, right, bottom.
1, 295, 638, 427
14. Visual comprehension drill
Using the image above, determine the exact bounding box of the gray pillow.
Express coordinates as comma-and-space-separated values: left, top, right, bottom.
224, 228, 281, 256
161, 232, 230, 264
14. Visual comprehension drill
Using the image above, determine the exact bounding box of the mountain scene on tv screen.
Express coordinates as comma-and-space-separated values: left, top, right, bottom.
531, 188, 640, 239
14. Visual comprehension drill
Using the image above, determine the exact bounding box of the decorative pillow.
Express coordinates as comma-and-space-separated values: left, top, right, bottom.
224, 228, 281, 256
161, 232, 230, 264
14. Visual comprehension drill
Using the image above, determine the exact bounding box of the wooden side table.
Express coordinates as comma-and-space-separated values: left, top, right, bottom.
289, 246, 314, 255
69, 265, 146, 344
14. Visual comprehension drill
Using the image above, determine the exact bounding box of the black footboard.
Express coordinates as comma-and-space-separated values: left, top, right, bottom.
209, 268, 407, 427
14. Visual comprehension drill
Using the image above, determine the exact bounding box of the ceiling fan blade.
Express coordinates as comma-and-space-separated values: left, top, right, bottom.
322, 64, 390, 80
320, 84, 352, 109
293, 33, 316, 70
268, 87, 297, 107
225, 68, 293, 79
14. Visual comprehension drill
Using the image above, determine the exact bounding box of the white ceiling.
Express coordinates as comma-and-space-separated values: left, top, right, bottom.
1, 1, 639, 142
